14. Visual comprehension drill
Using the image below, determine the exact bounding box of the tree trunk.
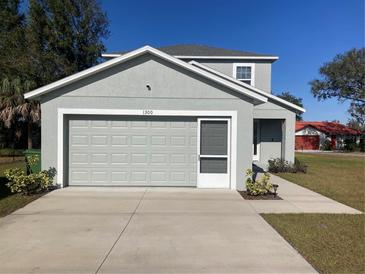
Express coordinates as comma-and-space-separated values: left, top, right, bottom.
27, 122, 33, 149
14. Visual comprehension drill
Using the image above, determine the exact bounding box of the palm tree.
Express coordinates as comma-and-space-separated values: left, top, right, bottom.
0, 78, 40, 149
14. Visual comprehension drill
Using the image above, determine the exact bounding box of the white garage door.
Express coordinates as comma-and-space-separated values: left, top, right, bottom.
68, 116, 197, 186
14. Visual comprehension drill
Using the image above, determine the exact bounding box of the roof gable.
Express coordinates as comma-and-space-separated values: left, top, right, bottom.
189, 61, 305, 113
24, 45, 267, 104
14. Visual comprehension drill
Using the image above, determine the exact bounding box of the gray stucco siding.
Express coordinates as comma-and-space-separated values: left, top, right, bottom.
40, 53, 255, 190
196, 60, 272, 93
42, 54, 255, 102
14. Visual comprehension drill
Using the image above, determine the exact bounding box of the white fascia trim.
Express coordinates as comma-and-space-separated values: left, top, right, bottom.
189, 61, 306, 113
57, 108, 237, 190
101, 53, 124, 58
25, 45, 267, 104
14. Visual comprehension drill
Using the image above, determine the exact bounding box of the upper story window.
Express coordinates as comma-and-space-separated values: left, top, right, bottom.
233, 63, 255, 86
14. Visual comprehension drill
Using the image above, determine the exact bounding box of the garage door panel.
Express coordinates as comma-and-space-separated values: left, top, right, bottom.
91, 135, 108, 146
131, 135, 148, 146
70, 153, 89, 164
151, 136, 166, 145
111, 153, 129, 164
111, 135, 128, 146
70, 120, 89, 128
110, 120, 128, 128
69, 170, 90, 185
150, 154, 168, 164
70, 135, 89, 146
150, 171, 168, 183
91, 171, 109, 183
111, 171, 128, 183
91, 120, 109, 128
68, 116, 197, 186
151, 121, 168, 128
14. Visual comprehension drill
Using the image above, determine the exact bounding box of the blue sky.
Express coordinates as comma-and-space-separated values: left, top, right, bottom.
102, 0, 364, 123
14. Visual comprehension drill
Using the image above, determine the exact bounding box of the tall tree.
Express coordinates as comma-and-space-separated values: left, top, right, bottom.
0, 78, 40, 149
0, 0, 35, 148
0, 0, 110, 149
27, 0, 109, 86
26, 0, 55, 86
276, 91, 304, 121
347, 119, 365, 131
0, 0, 28, 79
310, 48, 365, 124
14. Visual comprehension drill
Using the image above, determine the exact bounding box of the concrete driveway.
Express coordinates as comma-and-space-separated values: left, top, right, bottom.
0, 188, 316, 273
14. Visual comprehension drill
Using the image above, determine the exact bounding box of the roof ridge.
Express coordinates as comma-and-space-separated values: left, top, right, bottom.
105, 44, 277, 58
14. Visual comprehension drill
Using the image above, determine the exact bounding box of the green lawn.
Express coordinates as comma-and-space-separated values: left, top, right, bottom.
0, 160, 37, 217
263, 153, 365, 274
276, 153, 364, 211
0, 193, 43, 217
262, 214, 364, 274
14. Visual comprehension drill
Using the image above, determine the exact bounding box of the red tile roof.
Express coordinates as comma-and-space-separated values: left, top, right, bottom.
296, 121, 363, 135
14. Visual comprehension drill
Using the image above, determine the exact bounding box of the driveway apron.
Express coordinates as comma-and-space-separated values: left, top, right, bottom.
0, 187, 316, 273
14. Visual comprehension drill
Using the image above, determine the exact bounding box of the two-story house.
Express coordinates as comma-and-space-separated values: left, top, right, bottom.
24, 45, 305, 190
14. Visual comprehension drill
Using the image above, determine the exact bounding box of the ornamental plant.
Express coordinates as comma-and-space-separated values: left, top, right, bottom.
245, 169, 273, 196
26, 154, 40, 166
4, 167, 56, 195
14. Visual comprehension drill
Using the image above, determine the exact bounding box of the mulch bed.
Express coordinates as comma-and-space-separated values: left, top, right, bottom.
238, 191, 282, 200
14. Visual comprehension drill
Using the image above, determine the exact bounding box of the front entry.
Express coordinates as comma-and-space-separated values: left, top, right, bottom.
197, 118, 230, 188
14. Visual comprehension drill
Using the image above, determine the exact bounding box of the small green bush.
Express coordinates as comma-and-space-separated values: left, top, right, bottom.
4, 167, 56, 195
268, 158, 307, 173
294, 157, 308, 173
245, 169, 273, 196
321, 139, 332, 151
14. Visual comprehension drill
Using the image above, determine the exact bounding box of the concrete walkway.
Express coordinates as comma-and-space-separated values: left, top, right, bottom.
0, 187, 317, 273
247, 174, 362, 214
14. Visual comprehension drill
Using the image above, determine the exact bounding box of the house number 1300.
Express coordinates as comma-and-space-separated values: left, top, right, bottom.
143, 110, 153, 115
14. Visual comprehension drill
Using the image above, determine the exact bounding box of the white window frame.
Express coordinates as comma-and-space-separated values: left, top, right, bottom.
233, 63, 255, 86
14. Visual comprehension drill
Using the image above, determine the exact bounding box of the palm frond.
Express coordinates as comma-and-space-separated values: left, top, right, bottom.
0, 77, 40, 126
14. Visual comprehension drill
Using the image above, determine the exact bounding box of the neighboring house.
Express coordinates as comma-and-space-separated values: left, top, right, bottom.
295, 121, 362, 151
24, 44, 305, 190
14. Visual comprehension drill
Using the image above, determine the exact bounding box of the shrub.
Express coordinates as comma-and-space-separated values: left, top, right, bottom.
321, 139, 332, 151
294, 157, 308, 173
359, 139, 365, 152
245, 169, 273, 196
4, 167, 56, 195
343, 139, 357, 151
268, 158, 288, 173
268, 157, 307, 173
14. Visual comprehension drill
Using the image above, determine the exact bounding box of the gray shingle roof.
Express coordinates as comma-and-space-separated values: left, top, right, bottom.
107, 44, 275, 57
